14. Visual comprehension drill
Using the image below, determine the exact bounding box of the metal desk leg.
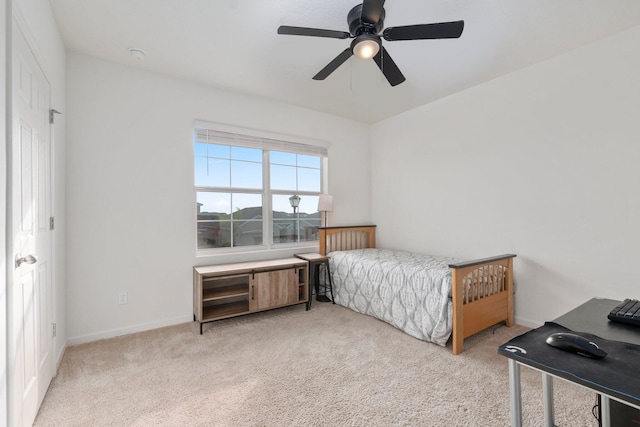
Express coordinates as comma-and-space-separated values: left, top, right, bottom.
542, 373, 554, 427
509, 359, 523, 427
600, 395, 611, 427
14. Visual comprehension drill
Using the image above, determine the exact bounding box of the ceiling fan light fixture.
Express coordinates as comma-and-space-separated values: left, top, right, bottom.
352, 36, 380, 60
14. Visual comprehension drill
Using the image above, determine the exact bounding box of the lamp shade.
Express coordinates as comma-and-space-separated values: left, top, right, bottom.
317, 194, 334, 212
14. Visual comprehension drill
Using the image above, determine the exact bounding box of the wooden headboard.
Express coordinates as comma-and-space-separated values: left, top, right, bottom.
318, 225, 376, 255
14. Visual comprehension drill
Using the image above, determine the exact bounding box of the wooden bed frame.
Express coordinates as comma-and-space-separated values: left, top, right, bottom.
319, 225, 516, 355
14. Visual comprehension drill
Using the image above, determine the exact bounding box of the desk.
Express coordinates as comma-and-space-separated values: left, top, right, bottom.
499, 298, 640, 427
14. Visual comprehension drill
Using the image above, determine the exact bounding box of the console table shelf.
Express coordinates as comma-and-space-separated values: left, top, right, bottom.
202, 287, 249, 301
194, 257, 309, 334
202, 300, 250, 321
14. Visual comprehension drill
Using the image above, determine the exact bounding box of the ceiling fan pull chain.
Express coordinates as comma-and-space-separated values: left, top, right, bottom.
350, 57, 353, 92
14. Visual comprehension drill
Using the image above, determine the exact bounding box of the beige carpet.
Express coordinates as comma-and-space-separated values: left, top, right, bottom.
34, 303, 599, 426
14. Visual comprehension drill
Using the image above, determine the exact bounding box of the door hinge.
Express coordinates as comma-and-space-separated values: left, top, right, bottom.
49, 109, 62, 124
52, 323, 57, 338
50, 216, 55, 230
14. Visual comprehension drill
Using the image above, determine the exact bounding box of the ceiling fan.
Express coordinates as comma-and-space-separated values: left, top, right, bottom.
277, 0, 464, 86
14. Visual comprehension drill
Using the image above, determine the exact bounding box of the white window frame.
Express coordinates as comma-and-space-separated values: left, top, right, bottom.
194, 121, 329, 255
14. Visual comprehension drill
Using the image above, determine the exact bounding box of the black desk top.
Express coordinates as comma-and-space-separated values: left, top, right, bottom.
554, 298, 640, 346
499, 298, 640, 407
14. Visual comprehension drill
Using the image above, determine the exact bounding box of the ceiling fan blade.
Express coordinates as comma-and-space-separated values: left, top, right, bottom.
361, 0, 386, 25
278, 26, 351, 39
383, 21, 464, 41
372, 46, 405, 86
313, 48, 353, 80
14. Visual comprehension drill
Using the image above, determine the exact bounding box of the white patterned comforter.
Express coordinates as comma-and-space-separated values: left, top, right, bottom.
328, 248, 460, 346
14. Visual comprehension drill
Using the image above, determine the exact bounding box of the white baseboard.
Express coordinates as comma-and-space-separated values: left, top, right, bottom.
67, 314, 542, 346
514, 315, 543, 329
67, 315, 192, 346
55, 341, 67, 373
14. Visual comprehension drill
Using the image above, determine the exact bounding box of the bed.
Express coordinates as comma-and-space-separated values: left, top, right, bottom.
319, 225, 516, 355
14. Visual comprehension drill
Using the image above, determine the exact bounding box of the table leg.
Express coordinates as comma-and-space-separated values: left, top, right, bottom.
600, 395, 611, 427
508, 359, 523, 427
325, 260, 335, 304
542, 373, 554, 427
306, 262, 319, 307
313, 262, 320, 295
315, 262, 332, 302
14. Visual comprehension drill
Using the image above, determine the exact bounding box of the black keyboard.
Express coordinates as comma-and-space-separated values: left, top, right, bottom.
608, 299, 640, 327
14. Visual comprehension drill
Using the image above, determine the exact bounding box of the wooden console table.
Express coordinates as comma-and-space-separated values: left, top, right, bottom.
193, 258, 309, 334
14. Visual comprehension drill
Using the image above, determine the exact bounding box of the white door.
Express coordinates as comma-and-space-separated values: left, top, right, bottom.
10, 25, 54, 427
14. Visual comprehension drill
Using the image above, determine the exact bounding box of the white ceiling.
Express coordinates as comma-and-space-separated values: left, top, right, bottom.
49, 0, 640, 123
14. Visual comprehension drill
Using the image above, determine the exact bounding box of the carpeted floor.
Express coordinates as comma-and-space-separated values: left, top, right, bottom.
34, 303, 599, 426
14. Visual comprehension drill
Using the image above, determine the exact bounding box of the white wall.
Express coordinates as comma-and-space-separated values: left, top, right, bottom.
65, 53, 371, 344
62, 8, 640, 344
1, 0, 8, 423
371, 25, 640, 327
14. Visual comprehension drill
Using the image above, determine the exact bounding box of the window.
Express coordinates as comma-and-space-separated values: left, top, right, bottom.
194, 124, 328, 251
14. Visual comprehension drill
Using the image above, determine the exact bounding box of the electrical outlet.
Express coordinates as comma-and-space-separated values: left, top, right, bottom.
118, 292, 128, 305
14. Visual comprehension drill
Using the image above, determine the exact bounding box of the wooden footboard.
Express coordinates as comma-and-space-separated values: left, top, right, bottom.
449, 254, 516, 355
319, 226, 516, 355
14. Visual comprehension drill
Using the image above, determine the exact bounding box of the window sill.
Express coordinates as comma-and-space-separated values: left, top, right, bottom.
195, 243, 319, 265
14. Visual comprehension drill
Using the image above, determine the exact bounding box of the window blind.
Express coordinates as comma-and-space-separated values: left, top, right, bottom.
194, 126, 328, 157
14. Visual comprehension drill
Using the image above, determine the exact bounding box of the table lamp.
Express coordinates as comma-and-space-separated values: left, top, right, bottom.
317, 194, 333, 228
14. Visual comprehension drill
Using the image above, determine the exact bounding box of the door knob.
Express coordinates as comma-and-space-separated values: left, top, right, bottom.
15, 254, 38, 268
